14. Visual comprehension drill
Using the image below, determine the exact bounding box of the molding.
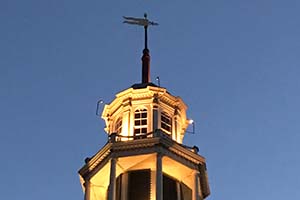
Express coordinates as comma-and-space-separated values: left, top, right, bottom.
78, 132, 206, 180
102, 86, 187, 122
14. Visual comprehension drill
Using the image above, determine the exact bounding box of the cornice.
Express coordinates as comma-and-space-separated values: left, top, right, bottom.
78, 132, 206, 179
78, 143, 112, 178
102, 85, 187, 119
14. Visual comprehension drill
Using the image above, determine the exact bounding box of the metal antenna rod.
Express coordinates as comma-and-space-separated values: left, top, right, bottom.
96, 99, 104, 116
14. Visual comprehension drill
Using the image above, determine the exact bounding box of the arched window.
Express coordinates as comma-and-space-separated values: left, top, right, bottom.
161, 112, 172, 134
115, 117, 122, 134
134, 109, 147, 138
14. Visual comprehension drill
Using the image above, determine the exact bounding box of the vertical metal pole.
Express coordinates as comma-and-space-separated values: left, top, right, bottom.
144, 25, 148, 50
193, 122, 195, 134
142, 31, 150, 83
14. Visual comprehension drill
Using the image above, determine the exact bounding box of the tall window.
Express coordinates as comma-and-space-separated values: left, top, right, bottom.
128, 170, 150, 200
116, 170, 151, 200
161, 112, 172, 134
115, 118, 122, 134
163, 174, 192, 200
116, 171, 192, 200
134, 109, 147, 138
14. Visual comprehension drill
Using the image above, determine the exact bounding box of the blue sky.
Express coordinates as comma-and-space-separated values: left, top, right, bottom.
1, 0, 300, 199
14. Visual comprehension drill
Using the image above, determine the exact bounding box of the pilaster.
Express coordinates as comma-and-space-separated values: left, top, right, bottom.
84, 180, 90, 200
192, 171, 200, 200
156, 153, 163, 200
108, 157, 117, 200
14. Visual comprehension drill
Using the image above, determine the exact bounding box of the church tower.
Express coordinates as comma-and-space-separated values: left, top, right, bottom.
78, 15, 210, 200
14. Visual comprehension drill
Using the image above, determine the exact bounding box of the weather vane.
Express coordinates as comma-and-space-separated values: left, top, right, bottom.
123, 13, 158, 50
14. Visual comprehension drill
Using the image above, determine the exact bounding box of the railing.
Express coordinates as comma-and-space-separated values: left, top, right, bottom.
109, 132, 154, 142
108, 129, 199, 153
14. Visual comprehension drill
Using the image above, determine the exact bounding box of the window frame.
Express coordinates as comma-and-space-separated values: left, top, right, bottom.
134, 108, 148, 138
115, 117, 122, 134
161, 111, 172, 134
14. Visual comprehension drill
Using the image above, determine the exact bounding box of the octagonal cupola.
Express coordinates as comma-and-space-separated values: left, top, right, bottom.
101, 14, 190, 144
79, 14, 210, 200
102, 83, 189, 144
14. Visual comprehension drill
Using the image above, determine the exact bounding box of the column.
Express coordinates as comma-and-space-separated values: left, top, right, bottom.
84, 180, 90, 200
108, 158, 117, 200
173, 116, 178, 141
151, 170, 156, 200
152, 105, 158, 133
176, 182, 181, 200
156, 153, 163, 200
192, 171, 200, 200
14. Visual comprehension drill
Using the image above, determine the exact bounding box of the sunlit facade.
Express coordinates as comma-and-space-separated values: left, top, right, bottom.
78, 82, 210, 200
78, 16, 210, 200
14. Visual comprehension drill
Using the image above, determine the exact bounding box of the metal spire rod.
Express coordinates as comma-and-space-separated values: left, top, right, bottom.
123, 13, 158, 84
144, 24, 148, 50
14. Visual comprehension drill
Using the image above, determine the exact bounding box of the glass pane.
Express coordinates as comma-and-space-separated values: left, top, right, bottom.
162, 123, 170, 131
141, 119, 147, 125
161, 112, 172, 133
134, 129, 140, 134
166, 118, 171, 124
135, 113, 140, 118
162, 115, 170, 123
142, 128, 147, 133
141, 112, 147, 118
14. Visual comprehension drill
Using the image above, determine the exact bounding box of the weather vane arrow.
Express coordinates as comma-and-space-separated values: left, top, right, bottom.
123, 13, 158, 50
123, 14, 159, 26
123, 13, 158, 84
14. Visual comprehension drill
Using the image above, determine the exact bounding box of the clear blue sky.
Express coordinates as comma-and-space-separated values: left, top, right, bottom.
1, 1, 300, 199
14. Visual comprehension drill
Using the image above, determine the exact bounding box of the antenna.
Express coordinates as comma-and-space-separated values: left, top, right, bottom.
156, 76, 160, 86
186, 119, 196, 134
96, 99, 104, 116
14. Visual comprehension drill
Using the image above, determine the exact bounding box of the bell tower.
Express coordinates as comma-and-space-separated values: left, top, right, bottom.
78, 14, 210, 200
